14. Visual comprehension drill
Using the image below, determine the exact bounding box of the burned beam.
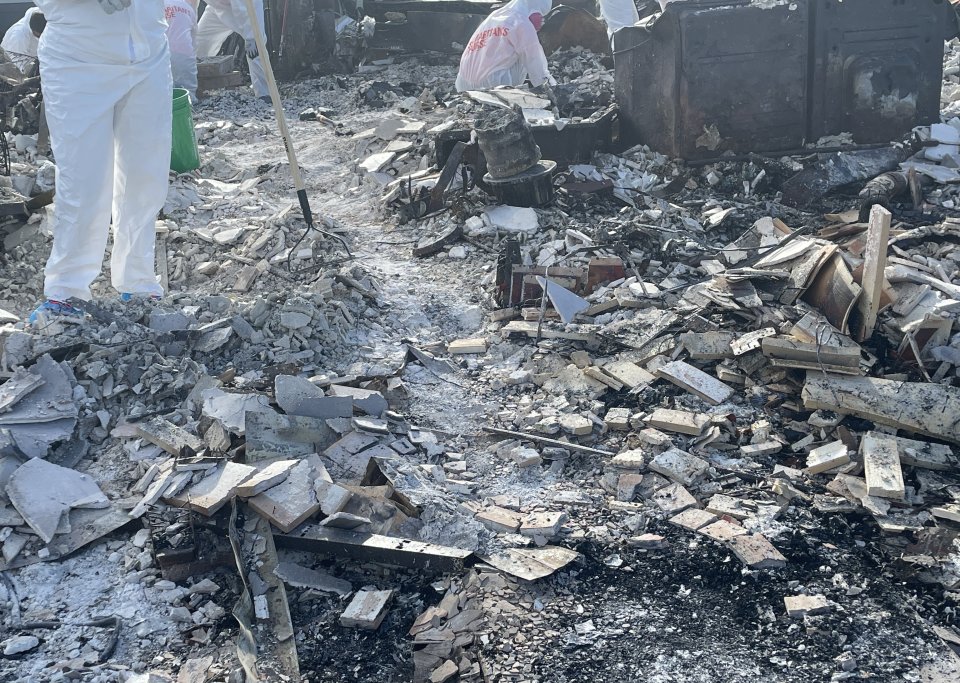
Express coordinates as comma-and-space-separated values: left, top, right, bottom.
274, 526, 473, 572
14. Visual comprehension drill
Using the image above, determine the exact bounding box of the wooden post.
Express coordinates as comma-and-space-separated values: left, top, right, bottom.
856, 204, 891, 341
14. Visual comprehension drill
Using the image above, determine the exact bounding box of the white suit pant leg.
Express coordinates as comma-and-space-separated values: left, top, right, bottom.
246, 53, 268, 98
196, 7, 233, 57
109, 61, 172, 297
42, 89, 116, 302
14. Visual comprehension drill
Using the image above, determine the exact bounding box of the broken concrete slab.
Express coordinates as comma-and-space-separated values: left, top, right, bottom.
784, 594, 831, 618
340, 589, 393, 629
0, 367, 44, 413
314, 478, 353, 516
247, 455, 323, 532
697, 519, 749, 543
274, 374, 348, 420
520, 511, 567, 538
651, 483, 697, 515
481, 546, 579, 581
648, 448, 709, 487
861, 432, 905, 500
669, 508, 718, 531
322, 431, 382, 482
135, 416, 205, 457
0, 355, 77, 426
892, 435, 956, 471
705, 494, 753, 521
646, 408, 710, 436
328, 385, 388, 416
201, 388, 273, 435
656, 360, 734, 405
274, 561, 352, 597
6, 458, 109, 543
806, 440, 850, 475
474, 505, 523, 533
245, 410, 338, 461
727, 533, 787, 569
165, 461, 256, 515
236, 459, 298, 497
610, 449, 646, 471
601, 361, 656, 389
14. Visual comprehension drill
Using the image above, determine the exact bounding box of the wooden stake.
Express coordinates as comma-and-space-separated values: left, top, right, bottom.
856, 205, 891, 341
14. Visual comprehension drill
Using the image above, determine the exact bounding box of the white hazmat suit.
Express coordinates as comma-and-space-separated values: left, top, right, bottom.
196, 0, 268, 99
36, 0, 171, 302
165, 0, 198, 99
1, 7, 42, 74
455, 0, 553, 92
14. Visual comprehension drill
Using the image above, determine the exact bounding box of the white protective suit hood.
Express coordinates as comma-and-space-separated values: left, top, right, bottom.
1, 7, 42, 74
455, 0, 554, 92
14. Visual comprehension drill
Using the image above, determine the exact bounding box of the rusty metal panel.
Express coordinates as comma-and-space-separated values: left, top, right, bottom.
808, 0, 950, 144
615, 0, 808, 159
614, 0, 951, 159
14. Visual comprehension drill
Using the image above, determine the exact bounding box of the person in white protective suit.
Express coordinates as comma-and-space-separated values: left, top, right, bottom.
455, 0, 555, 92
29, 0, 172, 323
1, 7, 45, 75
195, 0, 269, 101
597, 0, 639, 45
165, 0, 198, 100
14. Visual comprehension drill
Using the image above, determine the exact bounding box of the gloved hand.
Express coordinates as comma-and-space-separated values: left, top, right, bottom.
245, 39, 259, 60
98, 0, 131, 14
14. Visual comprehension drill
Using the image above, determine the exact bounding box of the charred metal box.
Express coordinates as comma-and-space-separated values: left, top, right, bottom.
614, 0, 952, 159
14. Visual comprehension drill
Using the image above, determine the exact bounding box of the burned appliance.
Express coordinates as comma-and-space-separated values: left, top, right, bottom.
614, 0, 952, 159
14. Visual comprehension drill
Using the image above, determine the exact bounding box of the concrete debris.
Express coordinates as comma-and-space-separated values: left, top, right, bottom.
340, 589, 393, 629
6, 458, 109, 543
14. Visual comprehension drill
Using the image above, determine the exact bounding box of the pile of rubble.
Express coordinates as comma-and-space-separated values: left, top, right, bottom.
1, 33, 959, 683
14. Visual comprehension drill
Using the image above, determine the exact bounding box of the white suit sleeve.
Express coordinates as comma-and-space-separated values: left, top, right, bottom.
229, 0, 257, 42
510, 20, 550, 87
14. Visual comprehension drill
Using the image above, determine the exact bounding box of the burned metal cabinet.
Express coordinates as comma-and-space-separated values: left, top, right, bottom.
808, 0, 950, 144
614, 0, 809, 159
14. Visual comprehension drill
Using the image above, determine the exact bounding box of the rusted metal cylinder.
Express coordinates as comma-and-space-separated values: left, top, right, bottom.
476, 107, 541, 180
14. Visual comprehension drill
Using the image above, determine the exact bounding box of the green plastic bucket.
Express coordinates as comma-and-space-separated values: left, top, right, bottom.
170, 88, 200, 173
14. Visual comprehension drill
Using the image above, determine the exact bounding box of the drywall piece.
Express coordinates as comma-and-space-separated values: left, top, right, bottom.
806, 440, 850, 475
247, 455, 323, 532
5, 458, 109, 543
0, 355, 77, 426
340, 589, 393, 629
646, 408, 710, 435
861, 432, 905, 500
328, 385, 388, 416
656, 360, 734, 405
0, 367, 44, 413
135, 416, 205, 456
245, 410, 338, 461
536, 276, 590, 323
236, 460, 298, 497
648, 448, 709, 486
480, 546, 579, 581
201, 388, 273, 435
166, 461, 256, 515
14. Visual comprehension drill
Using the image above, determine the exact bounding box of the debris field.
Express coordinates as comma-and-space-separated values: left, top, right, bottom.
1, 21, 960, 683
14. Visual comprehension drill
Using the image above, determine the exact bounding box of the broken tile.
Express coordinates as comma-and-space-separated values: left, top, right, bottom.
340, 589, 393, 629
